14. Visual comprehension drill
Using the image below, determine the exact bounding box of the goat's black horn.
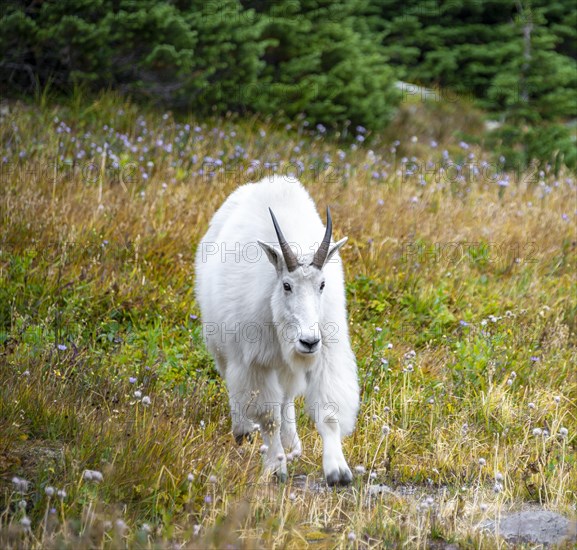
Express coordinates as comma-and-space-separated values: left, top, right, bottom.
311, 207, 332, 269
269, 208, 299, 272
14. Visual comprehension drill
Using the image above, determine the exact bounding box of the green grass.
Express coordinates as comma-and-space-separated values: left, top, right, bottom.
0, 93, 576, 548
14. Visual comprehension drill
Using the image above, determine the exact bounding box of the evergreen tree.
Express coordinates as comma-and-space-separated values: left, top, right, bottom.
184, 0, 269, 114
485, 2, 577, 170
243, 0, 400, 129
369, 0, 577, 170
0, 0, 268, 112
370, 0, 576, 120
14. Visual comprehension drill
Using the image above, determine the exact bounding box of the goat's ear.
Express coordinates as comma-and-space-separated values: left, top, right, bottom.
324, 237, 348, 266
258, 240, 283, 273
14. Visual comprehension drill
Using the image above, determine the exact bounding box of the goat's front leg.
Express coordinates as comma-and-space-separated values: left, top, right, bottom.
314, 407, 352, 486
305, 352, 359, 486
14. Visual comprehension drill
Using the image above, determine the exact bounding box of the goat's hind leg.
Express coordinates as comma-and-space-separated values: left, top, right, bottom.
281, 399, 302, 460
225, 364, 288, 481
217, 356, 256, 444
227, 388, 259, 446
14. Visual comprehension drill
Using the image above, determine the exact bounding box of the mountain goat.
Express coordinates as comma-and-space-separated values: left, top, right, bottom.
195, 177, 359, 485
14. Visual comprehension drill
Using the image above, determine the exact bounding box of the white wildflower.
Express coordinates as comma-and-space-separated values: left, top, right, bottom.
115, 519, 127, 534
83, 470, 103, 482
12, 477, 29, 492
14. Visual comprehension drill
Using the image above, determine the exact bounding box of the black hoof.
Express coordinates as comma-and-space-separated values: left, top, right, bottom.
275, 471, 288, 483
326, 469, 353, 487
234, 432, 254, 445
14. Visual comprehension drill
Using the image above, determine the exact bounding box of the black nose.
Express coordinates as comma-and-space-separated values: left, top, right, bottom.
299, 337, 320, 350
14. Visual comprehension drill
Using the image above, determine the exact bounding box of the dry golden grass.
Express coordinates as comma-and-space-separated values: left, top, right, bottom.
0, 94, 576, 548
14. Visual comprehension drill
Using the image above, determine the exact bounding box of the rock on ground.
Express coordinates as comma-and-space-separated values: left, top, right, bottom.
480, 510, 577, 546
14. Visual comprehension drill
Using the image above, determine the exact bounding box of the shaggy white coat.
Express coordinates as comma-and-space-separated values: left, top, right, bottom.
195, 176, 359, 484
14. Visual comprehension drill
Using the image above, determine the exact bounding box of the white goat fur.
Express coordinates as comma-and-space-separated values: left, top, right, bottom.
195, 177, 359, 484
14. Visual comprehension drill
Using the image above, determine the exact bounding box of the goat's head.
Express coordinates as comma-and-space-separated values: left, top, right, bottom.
258, 207, 347, 362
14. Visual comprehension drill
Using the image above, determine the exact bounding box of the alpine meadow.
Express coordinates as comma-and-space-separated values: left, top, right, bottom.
1, 1, 576, 549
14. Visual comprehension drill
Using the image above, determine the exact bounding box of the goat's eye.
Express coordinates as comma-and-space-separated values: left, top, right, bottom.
283, 282, 292, 292
320, 281, 325, 292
